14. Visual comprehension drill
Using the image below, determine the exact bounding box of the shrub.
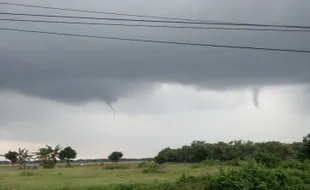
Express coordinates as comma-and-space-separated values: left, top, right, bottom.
174, 161, 310, 190
19, 171, 37, 176
281, 160, 310, 171
137, 161, 149, 168
254, 153, 282, 168
226, 158, 243, 166
141, 163, 164, 174
104, 165, 129, 170
207, 162, 310, 190
153, 155, 165, 164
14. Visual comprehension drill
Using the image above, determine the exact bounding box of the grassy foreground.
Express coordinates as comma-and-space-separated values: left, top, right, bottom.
0, 162, 223, 190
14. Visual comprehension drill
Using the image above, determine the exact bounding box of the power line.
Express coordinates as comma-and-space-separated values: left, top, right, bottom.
1, 18, 310, 33
0, 27, 309, 54
0, 1, 233, 23
1, 12, 310, 29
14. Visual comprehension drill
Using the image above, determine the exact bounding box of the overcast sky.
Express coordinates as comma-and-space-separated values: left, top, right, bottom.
0, 0, 310, 159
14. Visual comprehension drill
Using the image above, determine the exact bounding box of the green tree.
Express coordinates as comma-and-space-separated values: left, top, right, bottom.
34, 145, 62, 169
4, 151, 18, 166
254, 153, 282, 168
17, 148, 32, 169
58, 146, 77, 167
108, 151, 123, 163
299, 134, 310, 160
154, 155, 166, 164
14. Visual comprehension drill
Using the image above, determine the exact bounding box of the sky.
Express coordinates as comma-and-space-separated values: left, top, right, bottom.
0, 0, 310, 159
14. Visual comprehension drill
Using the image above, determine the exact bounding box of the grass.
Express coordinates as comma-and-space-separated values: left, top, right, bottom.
0, 162, 226, 190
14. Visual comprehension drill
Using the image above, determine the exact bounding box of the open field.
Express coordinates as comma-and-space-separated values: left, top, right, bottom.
0, 162, 225, 190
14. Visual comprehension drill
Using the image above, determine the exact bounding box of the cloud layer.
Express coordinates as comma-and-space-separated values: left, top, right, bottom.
0, 0, 310, 107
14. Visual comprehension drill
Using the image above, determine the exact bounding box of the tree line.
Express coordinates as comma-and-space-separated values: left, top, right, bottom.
154, 134, 310, 164
2, 145, 124, 169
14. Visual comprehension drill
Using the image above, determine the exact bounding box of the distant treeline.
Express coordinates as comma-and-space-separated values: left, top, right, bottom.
154, 140, 304, 163
0, 158, 153, 165
74, 158, 153, 163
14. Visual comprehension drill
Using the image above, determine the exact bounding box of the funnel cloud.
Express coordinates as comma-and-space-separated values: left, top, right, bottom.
252, 88, 261, 108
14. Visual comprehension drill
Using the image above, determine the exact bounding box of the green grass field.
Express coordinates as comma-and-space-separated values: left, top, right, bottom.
0, 162, 225, 190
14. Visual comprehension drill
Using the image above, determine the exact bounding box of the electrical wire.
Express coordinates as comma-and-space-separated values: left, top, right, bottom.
1, 18, 310, 33
1, 12, 310, 29
0, 1, 239, 23
0, 27, 309, 54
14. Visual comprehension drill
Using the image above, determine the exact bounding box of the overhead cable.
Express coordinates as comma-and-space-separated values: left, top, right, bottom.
1, 27, 310, 54
1, 12, 310, 29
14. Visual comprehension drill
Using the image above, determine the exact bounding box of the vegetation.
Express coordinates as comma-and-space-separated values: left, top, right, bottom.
137, 161, 150, 168
141, 162, 164, 174
254, 153, 282, 168
0, 134, 309, 189
154, 140, 304, 164
34, 145, 62, 169
58, 146, 77, 167
17, 148, 32, 169
108, 151, 123, 163
104, 165, 130, 170
299, 134, 310, 161
4, 151, 18, 166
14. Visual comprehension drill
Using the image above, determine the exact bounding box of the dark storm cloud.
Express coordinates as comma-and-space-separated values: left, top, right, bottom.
0, 0, 310, 106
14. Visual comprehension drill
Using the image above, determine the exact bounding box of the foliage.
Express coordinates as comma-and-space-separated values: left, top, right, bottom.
17, 148, 32, 169
108, 151, 123, 163
153, 155, 165, 164
137, 161, 149, 168
34, 145, 62, 169
176, 162, 310, 190
254, 153, 282, 168
281, 160, 310, 171
155, 140, 302, 164
299, 134, 310, 161
58, 146, 77, 167
1, 160, 310, 190
141, 162, 164, 174
104, 165, 130, 170
208, 163, 310, 190
4, 151, 18, 166
19, 171, 37, 177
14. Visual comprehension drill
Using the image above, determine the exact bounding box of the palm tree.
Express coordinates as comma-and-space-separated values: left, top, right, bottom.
17, 148, 32, 169
34, 145, 62, 169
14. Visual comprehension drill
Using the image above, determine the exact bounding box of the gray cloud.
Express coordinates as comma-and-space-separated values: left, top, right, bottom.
0, 0, 310, 106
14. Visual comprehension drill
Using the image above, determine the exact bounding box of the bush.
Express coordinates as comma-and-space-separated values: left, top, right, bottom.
207, 162, 310, 190
137, 161, 149, 168
141, 163, 164, 174
19, 171, 37, 176
153, 155, 165, 164
254, 153, 282, 168
282, 160, 310, 171
175, 161, 310, 190
40, 160, 56, 169
226, 158, 243, 166
104, 165, 129, 170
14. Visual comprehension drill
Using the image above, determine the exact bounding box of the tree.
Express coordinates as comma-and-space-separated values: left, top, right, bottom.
17, 148, 32, 169
58, 146, 77, 167
154, 155, 165, 164
299, 134, 310, 161
4, 151, 18, 166
108, 151, 123, 163
34, 145, 62, 169
254, 153, 281, 168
